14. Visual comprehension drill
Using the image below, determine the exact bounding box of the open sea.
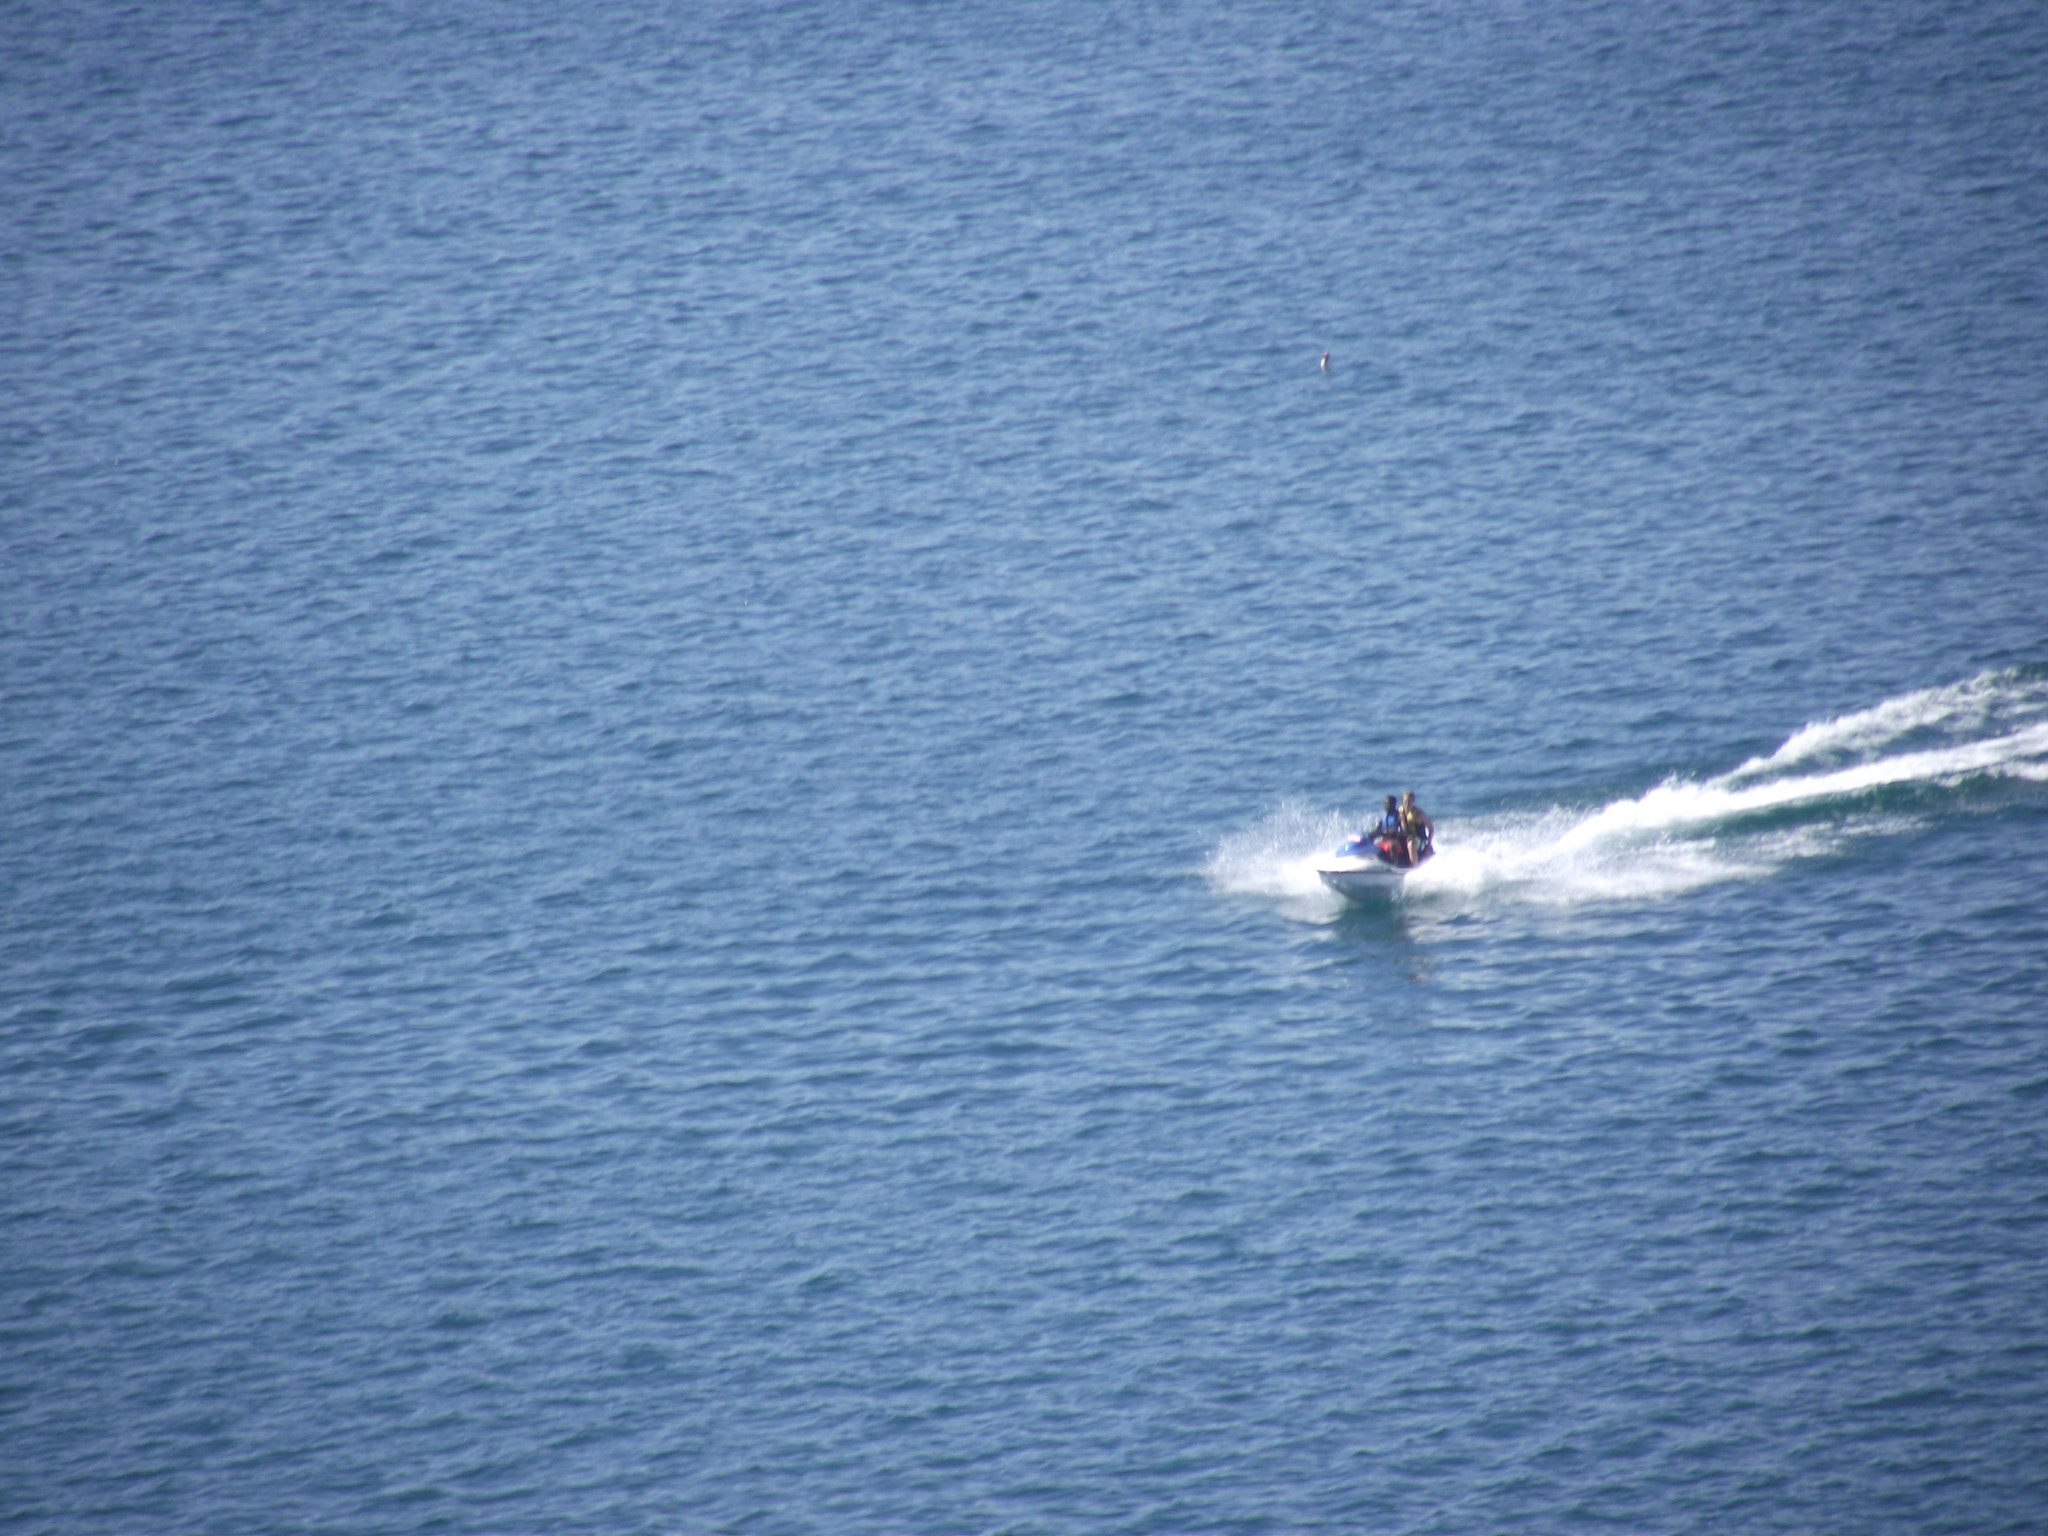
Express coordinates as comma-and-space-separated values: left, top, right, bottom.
5, 2, 2048, 1531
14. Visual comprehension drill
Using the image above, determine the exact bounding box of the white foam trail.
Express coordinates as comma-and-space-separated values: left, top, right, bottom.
1564, 718, 2048, 852
1724, 670, 2048, 781
1210, 671, 2048, 913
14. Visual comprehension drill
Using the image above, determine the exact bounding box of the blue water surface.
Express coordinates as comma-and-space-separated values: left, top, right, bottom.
5, 1, 2048, 1531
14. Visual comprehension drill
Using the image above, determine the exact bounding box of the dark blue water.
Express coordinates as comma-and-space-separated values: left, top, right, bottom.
6, 2, 2048, 1531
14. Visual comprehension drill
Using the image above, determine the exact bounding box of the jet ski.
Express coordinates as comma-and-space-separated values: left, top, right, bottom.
1316, 831, 1431, 899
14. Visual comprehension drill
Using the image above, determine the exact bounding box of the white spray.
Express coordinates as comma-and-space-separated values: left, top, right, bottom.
1209, 671, 2048, 911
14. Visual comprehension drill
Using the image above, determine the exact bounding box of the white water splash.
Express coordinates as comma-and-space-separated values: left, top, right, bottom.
1723, 671, 2048, 782
1212, 671, 2048, 912
1204, 800, 1356, 899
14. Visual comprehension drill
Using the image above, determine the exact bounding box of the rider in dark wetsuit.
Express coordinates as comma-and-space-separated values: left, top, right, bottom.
1373, 795, 1406, 865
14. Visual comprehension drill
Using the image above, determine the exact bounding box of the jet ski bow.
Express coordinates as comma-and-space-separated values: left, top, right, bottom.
1316, 832, 1431, 899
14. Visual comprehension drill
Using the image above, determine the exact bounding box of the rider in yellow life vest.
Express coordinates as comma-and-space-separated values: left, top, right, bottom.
1398, 790, 1433, 865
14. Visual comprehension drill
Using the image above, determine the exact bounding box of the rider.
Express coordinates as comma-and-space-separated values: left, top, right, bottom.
1372, 795, 1406, 865
1398, 790, 1434, 865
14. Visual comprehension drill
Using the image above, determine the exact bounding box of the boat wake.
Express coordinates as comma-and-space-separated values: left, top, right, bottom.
1207, 670, 2048, 912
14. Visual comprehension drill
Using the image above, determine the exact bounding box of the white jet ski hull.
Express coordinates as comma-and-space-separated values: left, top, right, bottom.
1315, 854, 1410, 899
1315, 834, 1432, 900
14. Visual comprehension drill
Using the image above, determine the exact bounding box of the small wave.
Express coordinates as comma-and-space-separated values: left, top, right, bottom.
1212, 670, 2048, 912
